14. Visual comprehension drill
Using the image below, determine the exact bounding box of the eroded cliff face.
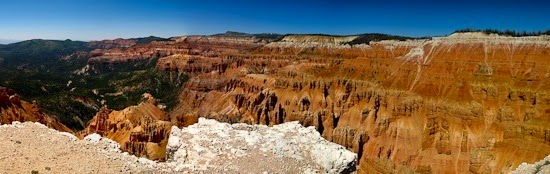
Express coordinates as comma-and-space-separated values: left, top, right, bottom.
267, 35, 360, 48
171, 35, 268, 45
0, 87, 72, 133
78, 94, 196, 161
85, 32, 550, 173
87, 38, 138, 49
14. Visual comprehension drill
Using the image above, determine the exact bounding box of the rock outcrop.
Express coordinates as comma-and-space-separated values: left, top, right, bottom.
79, 93, 187, 161
266, 35, 359, 48
0, 87, 72, 133
0, 119, 357, 173
166, 118, 357, 173
88, 38, 138, 49
511, 154, 550, 174
171, 35, 266, 46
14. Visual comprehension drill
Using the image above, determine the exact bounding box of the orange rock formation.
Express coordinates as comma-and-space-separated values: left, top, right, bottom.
79, 94, 182, 161
0, 87, 72, 133
86, 32, 550, 173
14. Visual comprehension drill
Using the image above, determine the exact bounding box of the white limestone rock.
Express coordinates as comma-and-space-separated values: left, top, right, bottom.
511, 155, 550, 174
166, 118, 357, 173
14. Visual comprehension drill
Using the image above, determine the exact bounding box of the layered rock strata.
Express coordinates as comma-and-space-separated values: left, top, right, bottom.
79, 94, 177, 161
84, 32, 550, 173
170, 33, 550, 173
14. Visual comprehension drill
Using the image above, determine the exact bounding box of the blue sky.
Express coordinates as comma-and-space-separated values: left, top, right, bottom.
0, 0, 548, 42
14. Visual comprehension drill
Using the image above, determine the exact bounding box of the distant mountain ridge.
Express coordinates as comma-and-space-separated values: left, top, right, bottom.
5, 28, 549, 46
0, 39, 20, 45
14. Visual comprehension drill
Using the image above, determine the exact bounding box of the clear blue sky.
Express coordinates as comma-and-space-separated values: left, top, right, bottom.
0, 0, 548, 41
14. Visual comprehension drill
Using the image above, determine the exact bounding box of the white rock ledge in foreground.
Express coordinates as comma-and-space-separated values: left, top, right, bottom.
166, 118, 357, 173
511, 154, 550, 174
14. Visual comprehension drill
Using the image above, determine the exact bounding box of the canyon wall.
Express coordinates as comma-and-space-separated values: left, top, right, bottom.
85, 32, 550, 173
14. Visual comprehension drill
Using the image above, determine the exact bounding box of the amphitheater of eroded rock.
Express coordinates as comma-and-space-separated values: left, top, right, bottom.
3, 32, 549, 173
78, 32, 550, 173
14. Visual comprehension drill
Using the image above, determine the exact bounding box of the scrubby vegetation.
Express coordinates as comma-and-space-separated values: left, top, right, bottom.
214, 31, 420, 44
454, 28, 550, 37
346, 33, 418, 45
0, 39, 91, 67
81, 58, 187, 112
0, 39, 186, 130
214, 31, 284, 40
133, 36, 171, 45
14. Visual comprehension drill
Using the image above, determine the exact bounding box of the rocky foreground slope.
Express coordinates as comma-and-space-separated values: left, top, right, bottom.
0, 119, 356, 173
0, 122, 154, 174
511, 154, 550, 174
166, 118, 356, 173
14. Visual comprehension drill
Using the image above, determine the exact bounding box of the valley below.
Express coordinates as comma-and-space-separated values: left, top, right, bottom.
0, 31, 549, 173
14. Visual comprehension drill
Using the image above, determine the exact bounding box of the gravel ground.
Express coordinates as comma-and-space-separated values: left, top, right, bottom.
0, 122, 155, 174
164, 118, 357, 173
0, 120, 357, 174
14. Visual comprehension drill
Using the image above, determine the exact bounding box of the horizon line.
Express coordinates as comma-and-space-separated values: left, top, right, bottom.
2, 28, 549, 44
